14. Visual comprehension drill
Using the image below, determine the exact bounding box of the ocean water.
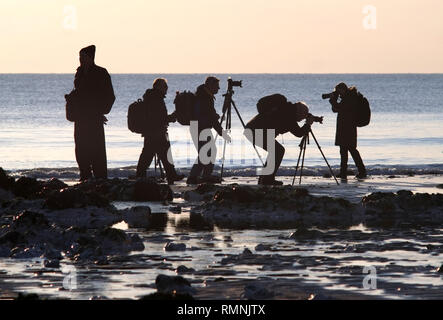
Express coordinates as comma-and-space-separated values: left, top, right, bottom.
0, 74, 442, 174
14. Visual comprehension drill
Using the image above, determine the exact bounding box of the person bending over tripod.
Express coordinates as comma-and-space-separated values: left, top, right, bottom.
136, 78, 184, 185
244, 101, 316, 185
327, 82, 367, 180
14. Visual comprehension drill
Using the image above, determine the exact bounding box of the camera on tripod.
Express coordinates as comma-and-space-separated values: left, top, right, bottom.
307, 113, 323, 124
322, 91, 338, 100
227, 78, 242, 90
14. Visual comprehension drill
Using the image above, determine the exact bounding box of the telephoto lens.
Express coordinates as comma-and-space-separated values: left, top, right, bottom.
322, 92, 336, 99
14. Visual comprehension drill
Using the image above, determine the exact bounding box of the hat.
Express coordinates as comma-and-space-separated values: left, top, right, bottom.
79, 45, 96, 60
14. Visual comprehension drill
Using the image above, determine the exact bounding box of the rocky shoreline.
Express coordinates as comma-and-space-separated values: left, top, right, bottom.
1, 167, 442, 300
187, 184, 443, 229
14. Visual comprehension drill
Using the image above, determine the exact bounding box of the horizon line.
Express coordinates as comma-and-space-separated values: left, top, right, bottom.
1, 72, 443, 75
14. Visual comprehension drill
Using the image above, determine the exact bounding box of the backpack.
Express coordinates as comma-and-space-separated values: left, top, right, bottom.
173, 91, 195, 125
127, 99, 146, 134
257, 94, 288, 114
65, 89, 80, 122
355, 93, 371, 127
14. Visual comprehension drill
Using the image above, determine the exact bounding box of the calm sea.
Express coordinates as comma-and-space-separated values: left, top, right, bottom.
0, 74, 442, 174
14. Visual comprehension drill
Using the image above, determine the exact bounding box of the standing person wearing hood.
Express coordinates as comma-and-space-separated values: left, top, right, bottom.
187, 76, 230, 184
245, 101, 314, 185
136, 78, 184, 185
329, 82, 367, 180
66, 45, 115, 181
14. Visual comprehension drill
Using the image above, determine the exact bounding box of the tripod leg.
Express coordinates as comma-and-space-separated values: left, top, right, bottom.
220, 137, 228, 180
309, 130, 339, 185
292, 136, 306, 186
154, 154, 157, 178
213, 102, 230, 143
158, 156, 165, 180
220, 109, 230, 180
299, 137, 307, 185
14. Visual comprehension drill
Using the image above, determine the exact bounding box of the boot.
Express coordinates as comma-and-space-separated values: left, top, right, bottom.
258, 175, 283, 186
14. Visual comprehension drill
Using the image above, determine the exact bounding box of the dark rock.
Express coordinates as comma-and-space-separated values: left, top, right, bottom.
213, 185, 260, 203
122, 206, 151, 228
12, 177, 42, 198
362, 192, 396, 204
397, 190, 413, 197
134, 179, 173, 201
12, 211, 49, 229
164, 242, 186, 251
214, 277, 225, 282
195, 183, 218, 194
39, 178, 68, 197
155, 274, 196, 295
100, 227, 127, 242
437, 264, 443, 274
44, 259, 60, 268
437, 184, 443, 189
0, 231, 26, 246
44, 188, 109, 209
289, 227, 322, 239
293, 188, 309, 198
176, 265, 195, 274
0, 187, 14, 203
15, 293, 41, 300
0, 168, 15, 190
255, 244, 272, 251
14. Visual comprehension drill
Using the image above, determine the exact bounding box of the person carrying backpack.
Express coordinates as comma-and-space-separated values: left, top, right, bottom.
186, 76, 231, 185
135, 78, 184, 185
65, 45, 115, 181
329, 82, 367, 180
244, 98, 315, 185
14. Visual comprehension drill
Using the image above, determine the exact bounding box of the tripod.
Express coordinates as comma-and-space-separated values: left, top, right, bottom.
153, 154, 165, 181
291, 129, 339, 186
218, 78, 265, 180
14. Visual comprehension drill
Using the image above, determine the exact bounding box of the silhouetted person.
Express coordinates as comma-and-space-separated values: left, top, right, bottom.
187, 76, 230, 185
329, 82, 367, 179
245, 101, 314, 185
136, 78, 184, 185
66, 45, 115, 181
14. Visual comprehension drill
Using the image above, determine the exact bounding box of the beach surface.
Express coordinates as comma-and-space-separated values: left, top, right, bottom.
0, 172, 442, 300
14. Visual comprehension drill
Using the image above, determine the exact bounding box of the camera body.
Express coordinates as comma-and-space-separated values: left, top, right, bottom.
307, 113, 323, 124
322, 91, 338, 100
227, 78, 242, 90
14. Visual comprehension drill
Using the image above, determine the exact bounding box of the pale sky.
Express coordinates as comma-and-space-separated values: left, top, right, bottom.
1, 0, 442, 73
